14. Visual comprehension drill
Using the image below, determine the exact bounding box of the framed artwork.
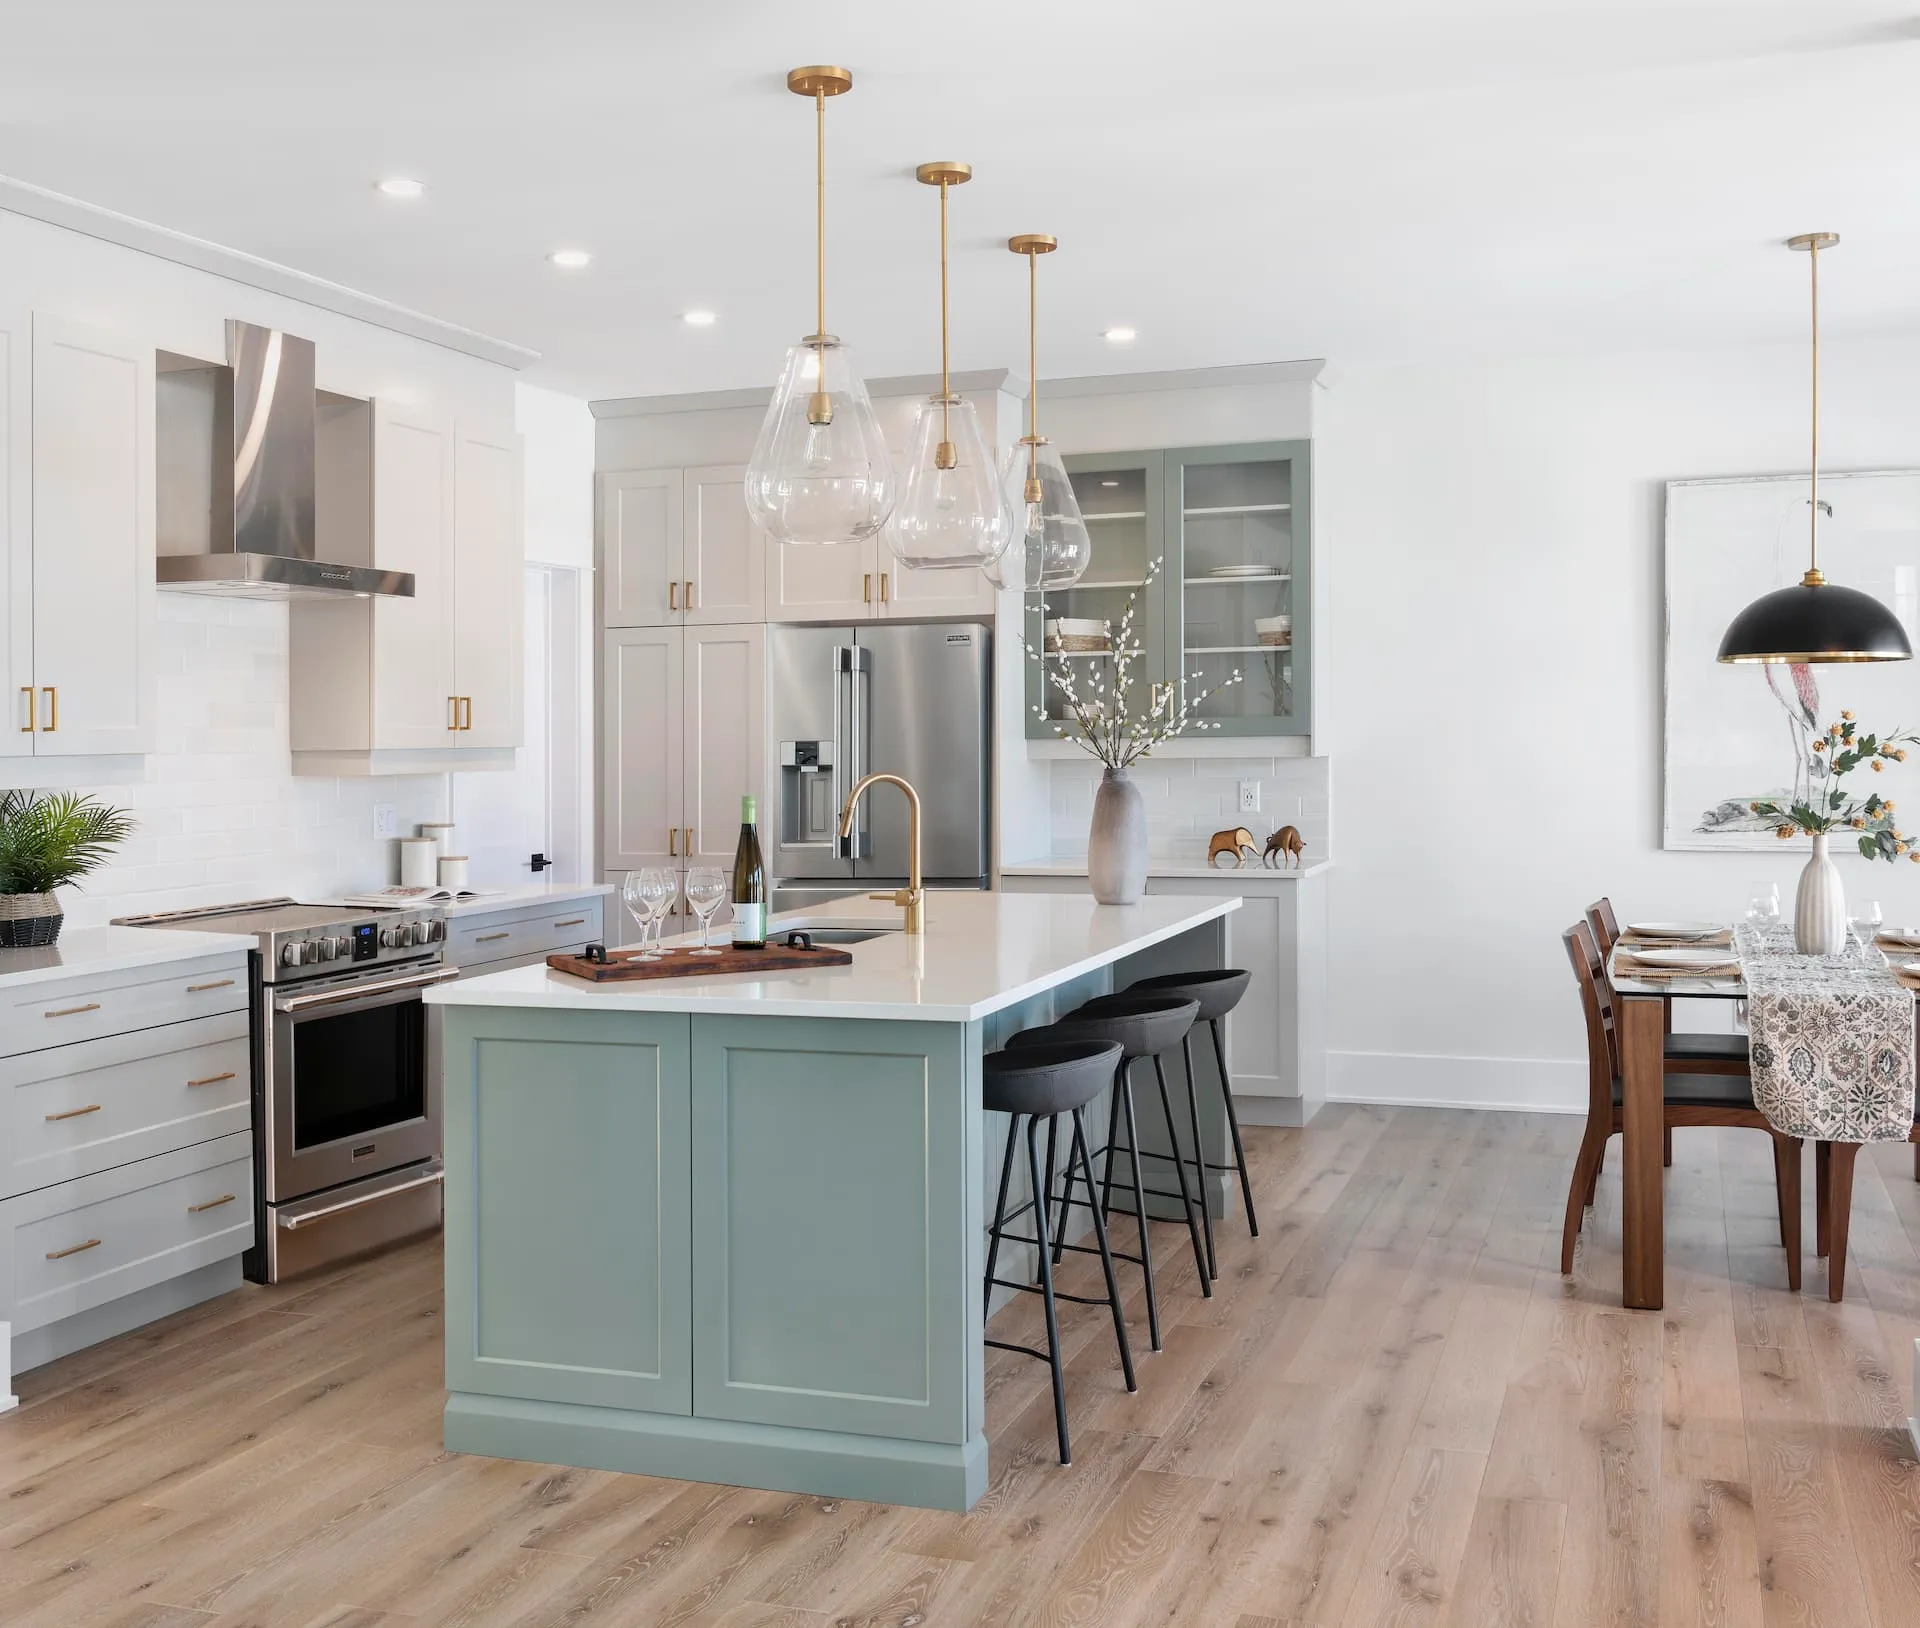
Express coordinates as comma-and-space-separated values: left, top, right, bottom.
1664, 470, 1920, 852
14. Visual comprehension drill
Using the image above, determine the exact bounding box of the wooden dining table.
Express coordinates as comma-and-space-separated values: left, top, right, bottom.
1608, 936, 1916, 1309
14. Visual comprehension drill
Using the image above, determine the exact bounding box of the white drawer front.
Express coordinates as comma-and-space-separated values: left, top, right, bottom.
449, 901, 604, 970
4, 1134, 253, 1334
4, 955, 249, 1057
3, 1013, 251, 1199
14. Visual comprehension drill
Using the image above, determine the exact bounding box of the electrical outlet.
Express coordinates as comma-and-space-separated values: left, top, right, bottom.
1237, 780, 1261, 815
372, 803, 399, 839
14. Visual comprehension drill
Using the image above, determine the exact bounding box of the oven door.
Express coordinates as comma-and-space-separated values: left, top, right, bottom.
265, 962, 459, 1203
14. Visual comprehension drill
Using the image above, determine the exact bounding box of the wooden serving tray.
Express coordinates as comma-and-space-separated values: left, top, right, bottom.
547, 940, 853, 983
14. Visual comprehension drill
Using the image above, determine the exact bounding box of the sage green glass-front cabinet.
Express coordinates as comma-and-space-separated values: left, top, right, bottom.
1025, 440, 1310, 740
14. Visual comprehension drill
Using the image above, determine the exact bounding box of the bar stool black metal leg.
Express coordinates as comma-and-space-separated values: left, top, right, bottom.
1180, 1033, 1217, 1281
983, 1112, 1021, 1309
1211, 1017, 1259, 1236
1093, 1070, 1122, 1246
1152, 1054, 1212, 1296
1116, 1059, 1162, 1350
1040, 1112, 1060, 1281
1072, 1105, 1136, 1393
1025, 1114, 1071, 1465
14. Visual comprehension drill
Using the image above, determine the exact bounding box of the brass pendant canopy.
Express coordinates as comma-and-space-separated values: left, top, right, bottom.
1717, 233, 1911, 663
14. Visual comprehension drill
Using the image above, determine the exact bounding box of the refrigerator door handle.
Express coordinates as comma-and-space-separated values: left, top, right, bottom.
832, 645, 852, 859
835, 644, 872, 861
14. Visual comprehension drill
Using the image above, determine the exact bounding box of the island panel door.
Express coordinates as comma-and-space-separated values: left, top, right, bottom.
690, 1016, 973, 1444
444, 1007, 693, 1415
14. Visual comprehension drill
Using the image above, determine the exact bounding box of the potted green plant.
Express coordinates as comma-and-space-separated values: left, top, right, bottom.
0, 790, 135, 947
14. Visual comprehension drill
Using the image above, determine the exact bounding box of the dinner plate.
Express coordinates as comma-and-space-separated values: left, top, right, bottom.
1627, 947, 1740, 970
1626, 921, 1723, 940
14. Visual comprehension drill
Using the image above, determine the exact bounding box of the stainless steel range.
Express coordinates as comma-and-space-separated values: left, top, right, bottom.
115, 897, 455, 1281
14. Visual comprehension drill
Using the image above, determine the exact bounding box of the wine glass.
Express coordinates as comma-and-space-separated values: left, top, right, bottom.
638, 867, 675, 958
621, 871, 651, 953
685, 866, 726, 955
1744, 880, 1781, 928
1851, 898, 1884, 948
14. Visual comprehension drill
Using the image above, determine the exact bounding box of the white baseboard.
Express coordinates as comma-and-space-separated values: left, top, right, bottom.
1237, 1095, 1323, 1128
1326, 1050, 1586, 1115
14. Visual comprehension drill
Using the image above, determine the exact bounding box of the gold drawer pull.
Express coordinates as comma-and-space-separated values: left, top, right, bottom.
45, 1103, 103, 1122
187, 1071, 237, 1088
19, 685, 33, 732
187, 1194, 238, 1214
186, 979, 235, 993
46, 1238, 101, 1261
44, 1002, 103, 1019
553, 917, 586, 929
475, 931, 511, 943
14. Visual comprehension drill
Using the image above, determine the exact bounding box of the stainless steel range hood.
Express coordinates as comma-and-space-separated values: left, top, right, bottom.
157, 320, 413, 599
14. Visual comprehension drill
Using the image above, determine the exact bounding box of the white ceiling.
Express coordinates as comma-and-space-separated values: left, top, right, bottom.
5, 2, 1919, 400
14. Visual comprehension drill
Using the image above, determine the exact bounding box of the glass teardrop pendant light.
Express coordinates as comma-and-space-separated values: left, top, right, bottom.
887, 162, 1011, 571
1718, 233, 1911, 664
744, 67, 896, 546
986, 233, 1092, 592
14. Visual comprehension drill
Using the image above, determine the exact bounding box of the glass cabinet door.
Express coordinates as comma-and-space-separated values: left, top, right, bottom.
1027, 453, 1167, 732
1166, 442, 1309, 736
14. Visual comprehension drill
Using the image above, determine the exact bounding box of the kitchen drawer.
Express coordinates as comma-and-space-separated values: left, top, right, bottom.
1, 1133, 253, 1335
3, 954, 249, 1058
2, 1012, 250, 1199
448, 901, 604, 970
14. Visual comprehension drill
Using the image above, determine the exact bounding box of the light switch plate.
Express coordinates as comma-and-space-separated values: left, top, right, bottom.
372, 803, 399, 839
1237, 779, 1261, 815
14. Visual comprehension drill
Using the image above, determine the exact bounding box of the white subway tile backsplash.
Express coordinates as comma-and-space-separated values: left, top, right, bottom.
35, 599, 450, 930
1044, 751, 1331, 862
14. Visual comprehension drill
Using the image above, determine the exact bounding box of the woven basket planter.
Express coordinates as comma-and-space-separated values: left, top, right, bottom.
0, 892, 63, 947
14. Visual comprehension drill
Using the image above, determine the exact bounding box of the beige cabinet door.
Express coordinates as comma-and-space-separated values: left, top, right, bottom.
30, 316, 155, 756
0, 313, 29, 757
765, 535, 878, 623
880, 551, 998, 619
681, 466, 764, 625
600, 469, 682, 626
451, 421, 525, 749
602, 626, 684, 874
369, 401, 456, 750
682, 623, 765, 867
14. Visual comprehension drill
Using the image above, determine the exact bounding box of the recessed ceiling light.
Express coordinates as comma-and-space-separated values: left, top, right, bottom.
548, 249, 592, 269
375, 177, 425, 199
682, 309, 717, 327
1102, 327, 1136, 344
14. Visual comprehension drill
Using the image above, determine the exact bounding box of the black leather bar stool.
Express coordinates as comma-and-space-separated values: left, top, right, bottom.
1128, 968, 1260, 1278
982, 1039, 1137, 1466
1011, 993, 1208, 1353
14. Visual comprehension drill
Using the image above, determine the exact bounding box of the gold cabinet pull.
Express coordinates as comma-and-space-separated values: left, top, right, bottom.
186, 979, 235, 993
187, 1071, 237, 1088
187, 1194, 238, 1214
43, 686, 56, 731
460, 696, 473, 731
553, 917, 586, 929
45, 1103, 103, 1122
668, 827, 678, 857
880, 572, 889, 604
863, 573, 872, 604
44, 1002, 102, 1019
19, 685, 33, 732
46, 1238, 101, 1261
449, 695, 460, 731
475, 931, 510, 944
684, 826, 695, 857
684, 579, 696, 611
668, 580, 679, 611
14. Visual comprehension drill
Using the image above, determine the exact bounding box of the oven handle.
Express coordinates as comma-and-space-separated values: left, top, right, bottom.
277, 1166, 445, 1230
273, 964, 460, 1014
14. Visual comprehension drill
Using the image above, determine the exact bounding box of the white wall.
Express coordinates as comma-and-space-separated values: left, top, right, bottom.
1314, 333, 1920, 1112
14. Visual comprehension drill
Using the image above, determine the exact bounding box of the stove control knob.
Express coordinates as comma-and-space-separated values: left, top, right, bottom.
315, 936, 338, 962
424, 918, 446, 943
413, 920, 436, 946
380, 925, 407, 949
280, 941, 305, 968
332, 935, 353, 960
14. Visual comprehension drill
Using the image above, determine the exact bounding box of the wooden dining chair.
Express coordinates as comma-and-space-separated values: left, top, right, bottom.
1562, 920, 1802, 1285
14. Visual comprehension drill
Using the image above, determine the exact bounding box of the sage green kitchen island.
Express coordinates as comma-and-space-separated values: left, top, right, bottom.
425, 888, 1239, 1512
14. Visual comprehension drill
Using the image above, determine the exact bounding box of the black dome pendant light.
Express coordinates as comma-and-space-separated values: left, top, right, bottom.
1717, 233, 1912, 665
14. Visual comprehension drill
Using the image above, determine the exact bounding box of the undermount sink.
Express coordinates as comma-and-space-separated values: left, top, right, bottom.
776, 918, 905, 946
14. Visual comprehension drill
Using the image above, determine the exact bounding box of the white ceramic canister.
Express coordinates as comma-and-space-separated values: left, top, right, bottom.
419, 822, 457, 859
438, 854, 471, 892
399, 836, 439, 889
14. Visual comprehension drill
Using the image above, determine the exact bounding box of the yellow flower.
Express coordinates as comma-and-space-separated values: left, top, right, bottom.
1909, 851, 1920, 863
1813, 739, 1827, 751
1899, 842, 1910, 855
1900, 749, 1910, 762
1851, 817, 1866, 828
1873, 759, 1885, 772
1777, 826, 1793, 839
1887, 801, 1897, 813
1842, 710, 1855, 720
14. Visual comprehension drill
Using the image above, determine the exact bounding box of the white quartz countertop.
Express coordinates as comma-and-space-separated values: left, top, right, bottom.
1001, 855, 1334, 880
0, 925, 247, 990
437, 882, 613, 918
426, 889, 1240, 1023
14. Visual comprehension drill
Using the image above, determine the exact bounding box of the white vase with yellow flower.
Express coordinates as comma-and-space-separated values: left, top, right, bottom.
1750, 711, 1920, 954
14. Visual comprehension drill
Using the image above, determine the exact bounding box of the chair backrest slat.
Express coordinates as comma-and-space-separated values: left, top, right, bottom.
1586, 898, 1621, 956
1564, 919, 1619, 1121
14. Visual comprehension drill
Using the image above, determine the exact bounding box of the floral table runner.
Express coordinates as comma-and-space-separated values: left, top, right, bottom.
1734, 922, 1916, 1143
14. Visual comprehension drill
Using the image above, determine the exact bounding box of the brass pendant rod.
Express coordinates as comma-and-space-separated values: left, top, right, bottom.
1808, 237, 1820, 581
939, 177, 952, 450
1028, 248, 1039, 480
815, 89, 827, 340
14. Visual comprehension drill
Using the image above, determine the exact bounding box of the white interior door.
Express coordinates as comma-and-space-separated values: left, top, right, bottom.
600, 469, 681, 626
681, 465, 764, 625
30, 315, 154, 756
452, 420, 525, 749
601, 625, 683, 874
0, 312, 30, 756
370, 400, 455, 750
683, 623, 766, 869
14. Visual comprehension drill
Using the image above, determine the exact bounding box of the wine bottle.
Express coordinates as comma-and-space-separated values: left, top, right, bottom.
730, 794, 768, 948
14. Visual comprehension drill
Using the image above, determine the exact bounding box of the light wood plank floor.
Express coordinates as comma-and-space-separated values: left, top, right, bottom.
6, 1106, 1920, 1627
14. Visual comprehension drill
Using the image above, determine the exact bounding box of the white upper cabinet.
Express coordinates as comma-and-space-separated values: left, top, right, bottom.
877, 550, 996, 618
1, 313, 30, 759
28, 316, 155, 758
599, 467, 766, 627
368, 401, 455, 751
452, 420, 525, 750
601, 469, 680, 627
765, 536, 878, 623
682, 466, 763, 625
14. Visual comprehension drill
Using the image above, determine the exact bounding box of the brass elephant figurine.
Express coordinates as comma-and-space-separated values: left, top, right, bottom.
1263, 825, 1305, 869
1208, 827, 1259, 869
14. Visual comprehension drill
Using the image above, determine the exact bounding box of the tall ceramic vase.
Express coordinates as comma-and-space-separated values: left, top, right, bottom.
1794, 831, 1847, 955
1087, 767, 1147, 905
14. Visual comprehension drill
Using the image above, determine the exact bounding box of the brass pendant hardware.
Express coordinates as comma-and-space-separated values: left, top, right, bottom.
916, 161, 973, 462
786, 68, 853, 352
1790, 231, 1838, 582
1008, 234, 1059, 504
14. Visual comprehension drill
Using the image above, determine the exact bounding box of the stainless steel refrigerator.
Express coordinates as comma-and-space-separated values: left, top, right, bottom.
768, 622, 992, 911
